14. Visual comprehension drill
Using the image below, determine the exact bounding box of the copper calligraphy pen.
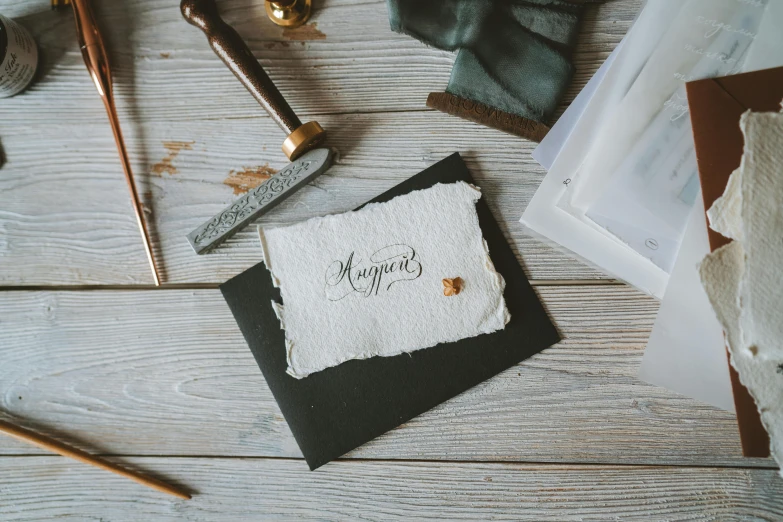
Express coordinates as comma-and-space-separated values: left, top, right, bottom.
55, 0, 161, 285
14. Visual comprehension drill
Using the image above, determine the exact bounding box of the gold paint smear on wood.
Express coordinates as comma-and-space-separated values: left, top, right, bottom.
224, 164, 278, 195
282, 22, 326, 41
151, 141, 194, 176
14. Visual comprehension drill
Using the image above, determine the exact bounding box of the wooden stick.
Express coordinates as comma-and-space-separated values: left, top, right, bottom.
426, 92, 550, 142
0, 419, 191, 500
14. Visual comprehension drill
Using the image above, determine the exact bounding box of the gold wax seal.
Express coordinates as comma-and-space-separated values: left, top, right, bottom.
442, 277, 463, 296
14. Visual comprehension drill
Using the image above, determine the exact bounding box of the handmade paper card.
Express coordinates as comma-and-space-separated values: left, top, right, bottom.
685, 67, 783, 457
220, 153, 560, 470
700, 110, 783, 474
260, 182, 510, 379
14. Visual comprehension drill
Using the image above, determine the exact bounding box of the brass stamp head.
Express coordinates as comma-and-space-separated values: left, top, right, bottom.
283, 121, 326, 160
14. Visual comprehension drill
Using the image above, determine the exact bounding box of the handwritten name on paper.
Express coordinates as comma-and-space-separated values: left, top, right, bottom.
682, 43, 738, 65
695, 15, 758, 39
325, 244, 423, 300
735, 0, 766, 9
663, 92, 690, 122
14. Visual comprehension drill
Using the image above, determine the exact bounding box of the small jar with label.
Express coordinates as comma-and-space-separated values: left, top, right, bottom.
0, 14, 38, 98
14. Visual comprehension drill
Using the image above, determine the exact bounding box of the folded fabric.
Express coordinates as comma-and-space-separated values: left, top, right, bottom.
387, 0, 604, 123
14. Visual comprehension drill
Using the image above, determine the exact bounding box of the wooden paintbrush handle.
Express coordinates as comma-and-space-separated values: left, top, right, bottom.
0, 419, 190, 500
181, 0, 325, 159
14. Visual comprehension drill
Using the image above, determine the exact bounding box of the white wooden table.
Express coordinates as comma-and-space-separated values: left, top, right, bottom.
1, 0, 781, 519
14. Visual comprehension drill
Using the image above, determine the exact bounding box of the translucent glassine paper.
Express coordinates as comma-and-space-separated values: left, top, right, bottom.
638, 196, 734, 412
259, 182, 510, 379
532, 40, 622, 171
744, 0, 783, 71
522, 0, 674, 298
559, 0, 782, 273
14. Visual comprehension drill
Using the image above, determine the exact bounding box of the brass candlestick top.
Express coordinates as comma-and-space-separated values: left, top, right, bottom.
265, 0, 311, 28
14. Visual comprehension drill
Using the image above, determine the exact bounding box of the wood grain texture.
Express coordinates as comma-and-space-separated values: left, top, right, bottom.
5, 1, 778, 518
2, 457, 782, 521
0, 114, 606, 285
1, 0, 639, 121
0, 287, 775, 470
0, 0, 640, 285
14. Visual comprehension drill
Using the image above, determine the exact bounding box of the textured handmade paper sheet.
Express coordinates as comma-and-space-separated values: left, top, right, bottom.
700, 110, 783, 477
737, 112, 783, 362
259, 182, 510, 379
707, 164, 744, 243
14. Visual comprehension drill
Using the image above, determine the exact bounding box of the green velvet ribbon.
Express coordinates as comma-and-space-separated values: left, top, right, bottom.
387, 0, 598, 124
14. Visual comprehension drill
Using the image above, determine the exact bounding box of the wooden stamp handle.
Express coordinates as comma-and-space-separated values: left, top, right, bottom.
181, 0, 326, 159
181, 0, 302, 133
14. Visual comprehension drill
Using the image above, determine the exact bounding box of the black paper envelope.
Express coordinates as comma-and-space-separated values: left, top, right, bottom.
221, 153, 560, 469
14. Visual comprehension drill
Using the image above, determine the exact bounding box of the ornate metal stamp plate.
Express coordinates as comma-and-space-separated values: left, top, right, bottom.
187, 147, 335, 254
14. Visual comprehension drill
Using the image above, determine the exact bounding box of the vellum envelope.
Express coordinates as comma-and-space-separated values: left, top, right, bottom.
259, 182, 510, 379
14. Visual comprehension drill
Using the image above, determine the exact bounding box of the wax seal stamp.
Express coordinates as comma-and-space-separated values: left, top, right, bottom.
182, 0, 334, 254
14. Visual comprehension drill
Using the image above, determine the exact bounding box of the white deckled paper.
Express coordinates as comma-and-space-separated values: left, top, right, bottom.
700, 109, 783, 477
736, 112, 783, 361
701, 242, 782, 476
707, 165, 744, 243
259, 182, 510, 379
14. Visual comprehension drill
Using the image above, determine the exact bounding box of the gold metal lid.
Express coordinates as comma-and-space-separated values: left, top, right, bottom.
265, 0, 311, 28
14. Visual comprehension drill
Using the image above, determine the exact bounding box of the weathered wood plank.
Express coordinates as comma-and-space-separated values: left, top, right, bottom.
0, 0, 639, 123
0, 0, 640, 285
0, 114, 608, 285
2, 457, 782, 521
0, 287, 773, 469
7, 1, 774, 519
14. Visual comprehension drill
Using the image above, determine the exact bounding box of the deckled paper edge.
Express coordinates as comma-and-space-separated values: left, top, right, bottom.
699, 242, 745, 357
707, 165, 744, 242
481, 237, 511, 329
258, 227, 279, 288
259, 229, 297, 372
258, 182, 510, 379
700, 241, 783, 478
700, 107, 783, 478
